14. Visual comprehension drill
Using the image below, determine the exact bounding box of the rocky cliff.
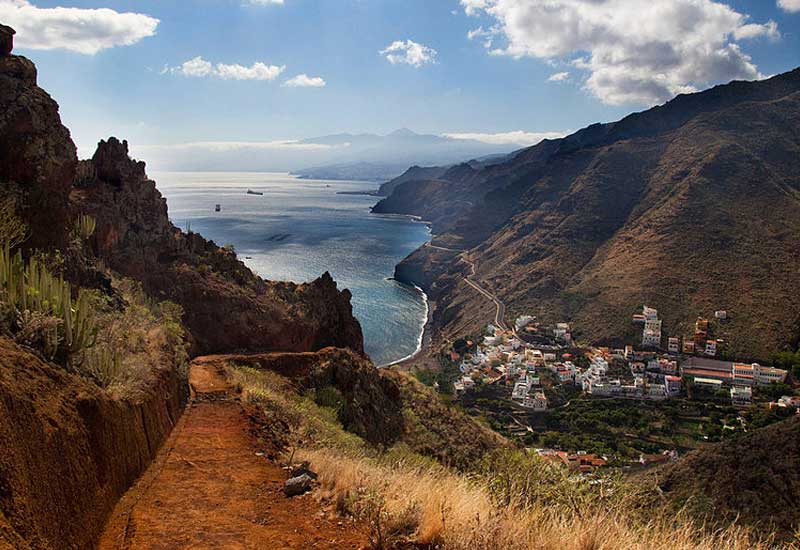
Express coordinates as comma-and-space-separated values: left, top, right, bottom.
0, 53, 364, 357
0, 55, 76, 250
380, 68, 800, 360
72, 138, 364, 356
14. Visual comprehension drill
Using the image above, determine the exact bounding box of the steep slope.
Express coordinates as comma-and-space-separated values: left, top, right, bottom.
658, 415, 800, 538
0, 337, 187, 550
382, 69, 800, 360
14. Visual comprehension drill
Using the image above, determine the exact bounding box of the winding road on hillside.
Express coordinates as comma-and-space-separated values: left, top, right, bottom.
422, 242, 509, 331
97, 358, 365, 550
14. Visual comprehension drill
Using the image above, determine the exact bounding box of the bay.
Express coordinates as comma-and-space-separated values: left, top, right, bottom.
152, 171, 431, 366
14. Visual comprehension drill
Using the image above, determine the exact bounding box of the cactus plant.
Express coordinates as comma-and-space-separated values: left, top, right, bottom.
0, 242, 98, 362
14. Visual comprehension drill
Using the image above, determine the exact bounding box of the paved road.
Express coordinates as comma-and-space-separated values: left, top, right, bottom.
419, 241, 511, 333
459, 255, 509, 331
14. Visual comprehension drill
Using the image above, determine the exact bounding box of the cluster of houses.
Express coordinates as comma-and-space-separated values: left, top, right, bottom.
453, 307, 791, 410
579, 351, 681, 401
635, 306, 728, 358
453, 321, 576, 411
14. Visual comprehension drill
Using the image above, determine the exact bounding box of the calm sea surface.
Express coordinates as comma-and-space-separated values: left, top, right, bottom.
153, 172, 431, 366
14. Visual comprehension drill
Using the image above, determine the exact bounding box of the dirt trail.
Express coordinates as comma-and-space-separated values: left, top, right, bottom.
98, 358, 365, 550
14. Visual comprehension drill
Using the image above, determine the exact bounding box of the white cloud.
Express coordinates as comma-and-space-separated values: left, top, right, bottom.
283, 74, 326, 88
166, 56, 285, 81
547, 71, 570, 82
380, 39, 437, 68
462, 0, 779, 106
247, 0, 284, 4
444, 130, 568, 146
0, 0, 158, 55
778, 0, 800, 13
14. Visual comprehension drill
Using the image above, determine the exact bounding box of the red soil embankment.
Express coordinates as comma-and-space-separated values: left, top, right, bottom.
0, 337, 188, 550
97, 360, 366, 550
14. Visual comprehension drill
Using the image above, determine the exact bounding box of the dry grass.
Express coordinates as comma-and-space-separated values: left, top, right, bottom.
230, 363, 776, 550
301, 447, 769, 550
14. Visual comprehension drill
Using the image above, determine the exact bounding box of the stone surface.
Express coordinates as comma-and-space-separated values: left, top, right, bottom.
0, 54, 76, 250
283, 474, 314, 497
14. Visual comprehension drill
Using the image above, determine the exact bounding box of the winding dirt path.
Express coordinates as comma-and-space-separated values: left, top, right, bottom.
97, 359, 365, 550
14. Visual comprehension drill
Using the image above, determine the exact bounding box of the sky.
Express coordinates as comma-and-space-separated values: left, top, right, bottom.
1, 0, 799, 169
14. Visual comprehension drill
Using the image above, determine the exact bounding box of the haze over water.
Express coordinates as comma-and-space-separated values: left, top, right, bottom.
154, 172, 431, 366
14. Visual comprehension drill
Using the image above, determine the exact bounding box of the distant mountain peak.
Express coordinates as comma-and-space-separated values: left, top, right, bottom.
388, 128, 418, 138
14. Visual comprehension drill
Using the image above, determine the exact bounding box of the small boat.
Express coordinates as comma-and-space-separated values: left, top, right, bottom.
215, 204, 221, 212
246, 189, 264, 196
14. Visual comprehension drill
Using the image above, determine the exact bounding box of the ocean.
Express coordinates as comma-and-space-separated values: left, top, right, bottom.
152, 171, 431, 366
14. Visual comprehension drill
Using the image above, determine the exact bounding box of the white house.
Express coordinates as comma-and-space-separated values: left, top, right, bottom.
730, 385, 752, 406
522, 391, 548, 411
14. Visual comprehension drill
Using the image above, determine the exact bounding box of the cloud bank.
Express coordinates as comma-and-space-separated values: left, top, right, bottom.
444, 130, 568, 146
462, 0, 780, 105
0, 0, 158, 54
778, 0, 800, 13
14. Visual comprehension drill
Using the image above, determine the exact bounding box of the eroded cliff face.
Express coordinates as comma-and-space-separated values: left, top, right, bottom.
0, 55, 76, 250
0, 337, 188, 550
71, 138, 364, 356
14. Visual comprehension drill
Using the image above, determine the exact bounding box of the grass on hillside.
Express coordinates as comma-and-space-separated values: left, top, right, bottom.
231, 365, 773, 550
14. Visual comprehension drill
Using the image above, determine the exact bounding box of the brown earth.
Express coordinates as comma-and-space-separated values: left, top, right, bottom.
97, 358, 367, 550
0, 337, 187, 550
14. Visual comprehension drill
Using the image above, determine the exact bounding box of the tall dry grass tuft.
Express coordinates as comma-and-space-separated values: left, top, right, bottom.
299, 448, 767, 550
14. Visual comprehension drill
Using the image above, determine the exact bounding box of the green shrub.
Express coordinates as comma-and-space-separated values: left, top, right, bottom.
0, 244, 98, 362
0, 193, 28, 250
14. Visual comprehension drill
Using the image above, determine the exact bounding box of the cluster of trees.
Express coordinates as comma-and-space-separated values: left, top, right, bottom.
772, 350, 800, 380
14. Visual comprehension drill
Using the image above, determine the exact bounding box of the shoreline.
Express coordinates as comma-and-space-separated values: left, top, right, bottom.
382, 282, 433, 369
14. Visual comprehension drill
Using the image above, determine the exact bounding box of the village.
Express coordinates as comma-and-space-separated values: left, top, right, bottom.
448, 305, 798, 471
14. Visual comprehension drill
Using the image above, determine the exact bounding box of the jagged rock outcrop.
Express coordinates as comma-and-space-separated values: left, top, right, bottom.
0, 54, 364, 356
72, 138, 364, 356
0, 54, 77, 249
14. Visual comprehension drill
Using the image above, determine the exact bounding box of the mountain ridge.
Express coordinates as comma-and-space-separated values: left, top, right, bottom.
377, 68, 800, 360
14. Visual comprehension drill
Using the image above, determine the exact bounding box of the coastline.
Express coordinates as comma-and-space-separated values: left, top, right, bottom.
382, 282, 434, 369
